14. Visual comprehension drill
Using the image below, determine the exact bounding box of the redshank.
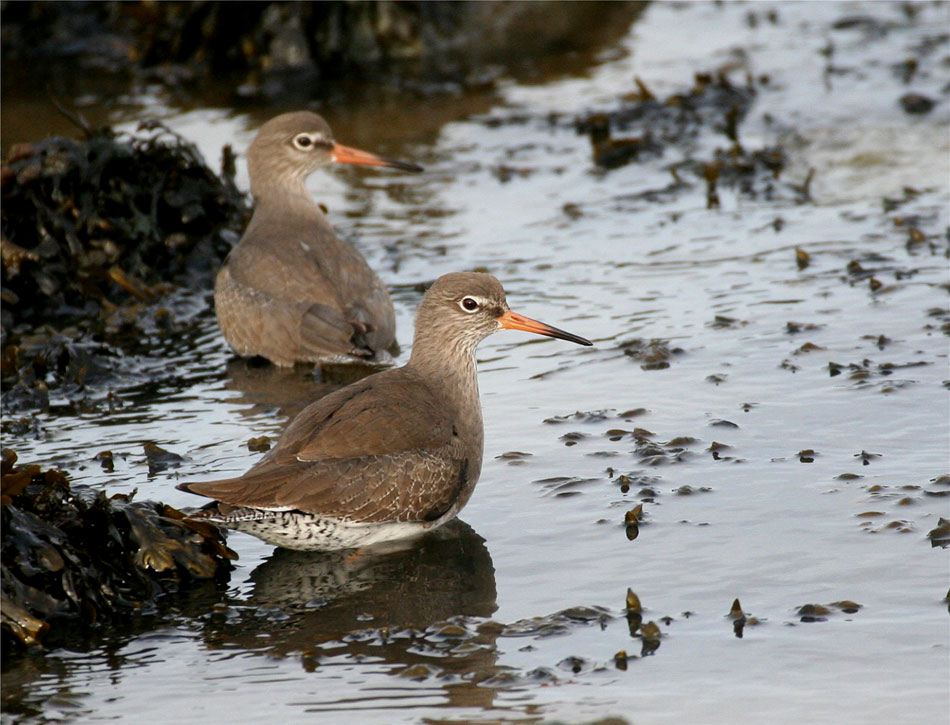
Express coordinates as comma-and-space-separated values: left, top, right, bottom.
215, 111, 422, 367
179, 272, 592, 550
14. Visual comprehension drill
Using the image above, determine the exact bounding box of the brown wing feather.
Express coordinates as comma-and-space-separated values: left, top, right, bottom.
180, 367, 467, 522
183, 446, 469, 523
218, 211, 395, 361
216, 266, 357, 363
265, 368, 452, 461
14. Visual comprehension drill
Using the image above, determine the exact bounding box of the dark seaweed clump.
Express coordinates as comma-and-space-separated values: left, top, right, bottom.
1, 449, 236, 654
0, 121, 250, 413
0, 3, 644, 96
1, 121, 248, 332
574, 72, 802, 206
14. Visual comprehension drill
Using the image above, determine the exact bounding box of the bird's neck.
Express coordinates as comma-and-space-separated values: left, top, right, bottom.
408, 339, 483, 434
250, 174, 327, 224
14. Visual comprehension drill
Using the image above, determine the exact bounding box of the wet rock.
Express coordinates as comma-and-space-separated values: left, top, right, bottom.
728, 598, 745, 619
1, 450, 235, 651
726, 598, 762, 638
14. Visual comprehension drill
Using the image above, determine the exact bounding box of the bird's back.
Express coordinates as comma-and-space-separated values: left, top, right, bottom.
215, 200, 396, 365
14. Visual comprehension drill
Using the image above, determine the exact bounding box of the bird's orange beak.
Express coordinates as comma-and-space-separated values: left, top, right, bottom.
498, 310, 592, 346
331, 143, 423, 173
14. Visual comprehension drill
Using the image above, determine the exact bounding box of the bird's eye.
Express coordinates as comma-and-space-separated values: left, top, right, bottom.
293, 133, 315, 150
459, 297, 479, 313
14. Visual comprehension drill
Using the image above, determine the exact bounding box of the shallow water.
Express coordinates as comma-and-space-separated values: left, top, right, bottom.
3, 2, 949, 724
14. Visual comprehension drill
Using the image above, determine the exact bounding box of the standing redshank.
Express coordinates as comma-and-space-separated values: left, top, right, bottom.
215, 111, 422, 367
179, 272, 592, 550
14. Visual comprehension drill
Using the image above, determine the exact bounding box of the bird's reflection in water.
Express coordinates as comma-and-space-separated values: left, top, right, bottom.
222, 357, 383, 423
247, 519, 496, 623
200, 520, 503, 710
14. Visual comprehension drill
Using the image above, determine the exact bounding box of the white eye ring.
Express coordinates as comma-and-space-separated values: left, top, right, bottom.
459, 296, 480, 313
292, 133, 318, 151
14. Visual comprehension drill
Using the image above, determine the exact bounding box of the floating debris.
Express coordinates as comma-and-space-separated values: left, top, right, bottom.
625, 588, 643, 614
728, 598, 745, 619
786, 321, 825, 334
560, 431, 590, 447
708, 441, 733, 460
797, 600, 863, 622
855, 450, 882, 465
543, 409, 614, 425
532, 476, 599, 498
899, 92, 935, 114
728, 598, 747, 638
926, 518, 950, 548
619, 338, 684, 370
557, 655, 587, 674
500, 606, 612, 640
795, 247, 811, 270
709, 314, 746, 329
638, 620, 662, 656
793, 342, 826, 355
247, 436, 272, 453
143, 442, 184, 475
726, 598, 763, 638
674, 485, 712, 496
624, 504, 643, 527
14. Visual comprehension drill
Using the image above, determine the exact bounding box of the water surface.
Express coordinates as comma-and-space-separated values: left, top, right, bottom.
3, 2, 948, 723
